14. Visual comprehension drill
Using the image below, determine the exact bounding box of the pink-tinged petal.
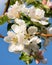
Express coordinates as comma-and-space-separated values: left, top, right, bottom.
42, 0, 47, 5
35, 60, 40, 64
47, 2, 52, 8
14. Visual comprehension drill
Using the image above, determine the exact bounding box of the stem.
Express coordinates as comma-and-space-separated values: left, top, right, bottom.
3, 0, 10, 14
0, 0, 10, 17
41, 33, 52, 37
35, 32, 52, 38
0, 34, 4, 38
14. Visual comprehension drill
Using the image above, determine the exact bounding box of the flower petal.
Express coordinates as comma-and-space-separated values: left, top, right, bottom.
4, 36, 11, 43
15, 18, 25, 26
11, 24, 20, 33
8, 44, 24, 52
28, 26, 38, 35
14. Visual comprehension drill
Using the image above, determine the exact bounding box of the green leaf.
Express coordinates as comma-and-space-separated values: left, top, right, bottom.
45, 9, 52, 17
26, 0, 35, 4
26, 0, 42, 8
7, 23, 14, 31
10, 0, 17, 5
32, 22, 43, 29
19, 53, 33, 64
21, 13, 30, 22
10, 0, 23, 5
0, 15, 9, 25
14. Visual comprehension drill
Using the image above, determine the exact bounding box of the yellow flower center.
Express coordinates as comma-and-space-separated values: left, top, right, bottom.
24, 34, 31, 40
35, 16, 41, 20
11, 37, 18, 45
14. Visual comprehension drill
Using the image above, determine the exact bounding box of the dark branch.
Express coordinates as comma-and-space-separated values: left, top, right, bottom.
0, 34, 4, 38
3, 0, 10, 14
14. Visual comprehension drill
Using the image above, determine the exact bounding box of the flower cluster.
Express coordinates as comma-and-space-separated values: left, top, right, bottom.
3, 0, 52, 65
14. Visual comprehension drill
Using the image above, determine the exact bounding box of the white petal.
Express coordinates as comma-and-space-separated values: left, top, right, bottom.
4, 36, 11, 43
31, 18, 49, 25
4, 31, 18, 44
11, 24, 26, 34
16, 44, 24, 51
21, 4, 29, 15
15, 18, 25, 26
48, 27, 52, 34
17, 33, 25, 43
8, 44, 16, 52
23, 39, 30, 45
31, 18, 38, 22
7, 31, 15, 36
8, 44, 24, 52
29, 36, 41, 44
39, 21, 48, 25
28, 26, 38, 35
11, 24, 20, 33
7, 1, 20, 19
28, 6, 35, 18
35, 8, 45, 19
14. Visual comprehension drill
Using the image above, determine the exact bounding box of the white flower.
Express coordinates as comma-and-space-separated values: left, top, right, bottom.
4, 31, 25, 52
35, 8, 45, 19
11, 19, 26, 34
28, 7, 45, 20
22, 36, 41, 54
6, 1, 20, 19
28, 26, 38, 35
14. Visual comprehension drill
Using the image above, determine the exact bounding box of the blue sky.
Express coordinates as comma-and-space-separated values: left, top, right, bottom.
0, 0, 52, 65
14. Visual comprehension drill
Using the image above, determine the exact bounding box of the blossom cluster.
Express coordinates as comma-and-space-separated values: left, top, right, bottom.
4, 1, 52, 64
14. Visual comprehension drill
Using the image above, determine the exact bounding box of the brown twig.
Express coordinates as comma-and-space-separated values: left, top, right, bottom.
0, 0, 10, 17
35, 32, 52, 38
41, 33, 52, 37
3, 0, 10, 14
0, 34, 4, 38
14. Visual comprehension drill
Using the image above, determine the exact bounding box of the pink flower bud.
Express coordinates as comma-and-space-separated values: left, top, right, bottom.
35, 59, 40, 64
42, 0, 47, 5
47, 2, 52, 8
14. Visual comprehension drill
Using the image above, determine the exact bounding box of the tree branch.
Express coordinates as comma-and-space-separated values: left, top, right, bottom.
0, 0, 10, 17
3, 0, 10, 14
0, 34, 4, 38
35, 32, 52, 38
0, 0, 10, 39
